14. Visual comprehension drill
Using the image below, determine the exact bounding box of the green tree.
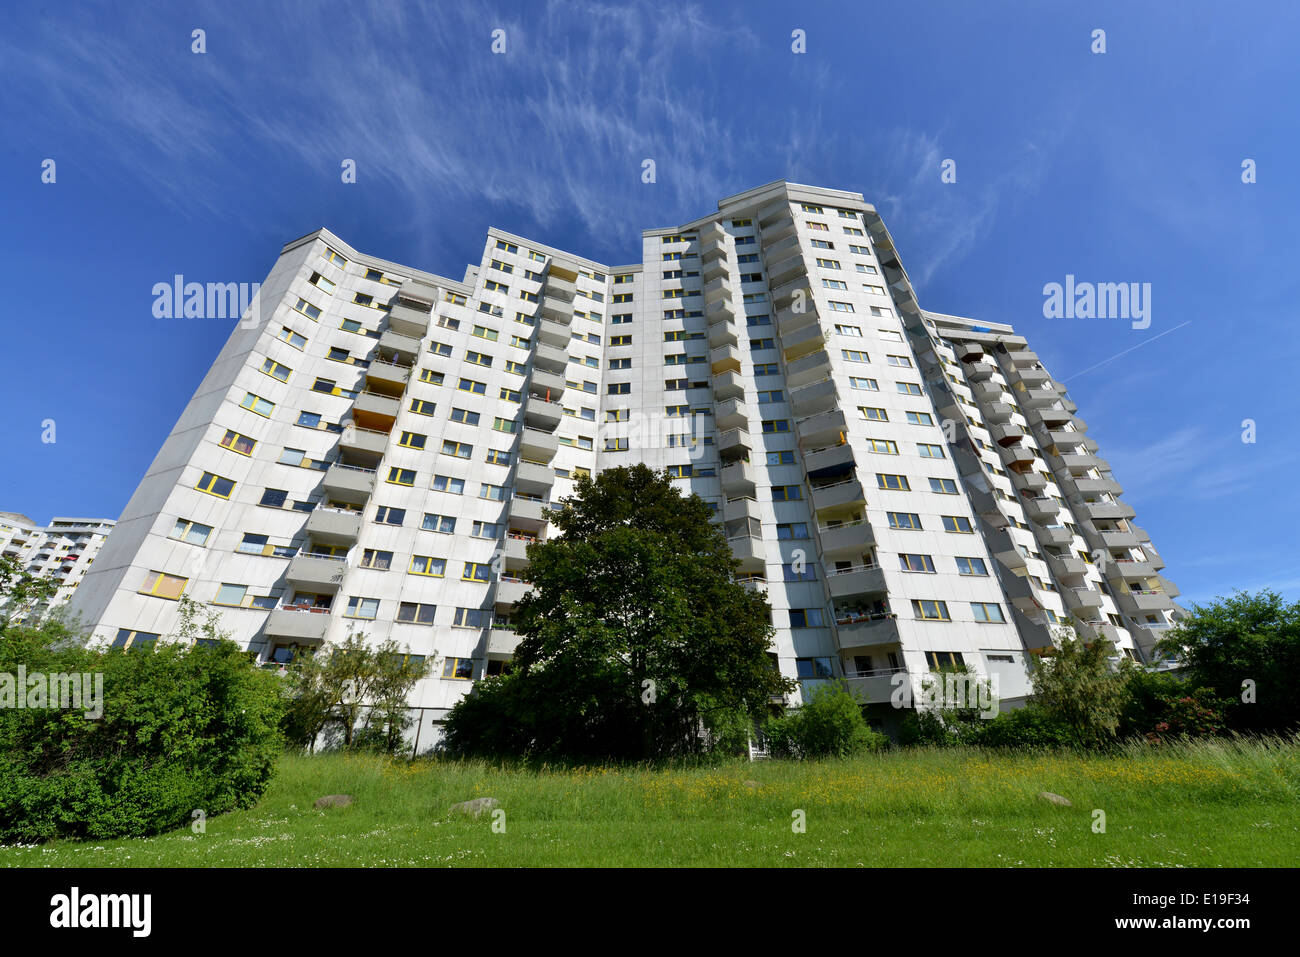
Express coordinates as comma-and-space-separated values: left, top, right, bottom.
283, 632, 430, 752
0, 554, 58, 631
1155, 590, 1300, 734
1029, 632, 1133, 748
442, 464, 792, 760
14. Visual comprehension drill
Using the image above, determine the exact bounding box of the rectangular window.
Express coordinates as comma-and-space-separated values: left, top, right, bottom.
432, 475, 465, 495
926, 651, 965, 670
277, 326, 307, 349
776, 522, 810, 539
897, 382, 923, 396
168, 518, 212, 546
479, 483, 506, 501
360, 549, 393, 570
239, 392, 274, 417
849, 377, 879, 391
195, 471, 235, 499
906, 411, 934, 426
398, 431, 427, 450
410, 555, 446, 577
971, 602, 1006, 623
293, 298, 321, 320
877, 473, 910, 491
345, 596, 380, 620
442, 656, 476, 679
442, 440, 473, 459
772, 485, 803, 501
485, 449, 512, 467
386, 467, 416, 486
140, 570, 187, 600
449, 408, 481, 426
899, 553, 936, 573
462, 562, 492, 583
260, 357, 291, 381
841, 349, 869, 362
410, 398, 437, 416
888, 512, 922, 530
213, 583, 248, 606
912, 599, 951, 621
942, 516, 974, 533
789, 608, 826, 628
957, 557, 989, 576
458, 378, 487, 395
453, 607, 492, 629
866, 437, 898, 453
929, 477, 958, 494
918, 443, 945, 459
219, 429, 256, 456
886, 355, 912, 368
374, 506, 406, 526
422, 513, 456, 534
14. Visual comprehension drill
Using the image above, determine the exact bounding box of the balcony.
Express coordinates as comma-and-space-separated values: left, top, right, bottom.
1108, 558, 1155, 581
305, 507, 362, 545
322, 463, 376, 505
786, 350, 832, 388
1059, 453, 1100, 474
1036, 525, 1074, 548
518, 427, 559, 463
715, 396, 748, 432
1081, 501, 1135, 522
377, 328, 421, 363
759, 212, 796, 246
989, 422, 1026, 447
1021, 496, 1060, 523
1047, 553, 1088, 584
727, 534, 766, 570
795, 408, 847, 449
1074, 476, 1123, 496
285, 552, 347, 591
545, 273, 576, 301
514, 460, 554, 495
844, 667, 908, 704
264, 606, 331, 644
495, 577, 532, 608
523, 395, 563, 430
703, 275, 730, 305
528, 367, 566, 400
1010, 469, 1047, 493
705, 296, 735, 325
533, 341, 568, 372
1157, 575, 1180, 598
789, 376, 837, 417
983, 401, 1014, 424
1008, 349, 1040, 368
999, 445, 1036, 469
537, 316, 569, 346
1047, 428, 1087, 449
713, 370, 745, 401
834, 614, 900, 652
702, 255, 729, 283
811, 478, 865, 513
718, 427, 752, 460
828, 563, 887, 600
540, 295, 573, 323
781, 322, 825, 361
966, 360, 996, 383
487, 628, 521, 660
775, 300, 819, 338
365, 358, 412, 391
803, 443, 855, 480
993, 547, 1028, 572
817, 519, 875, 558
723, 495, 760, 525
1119, 590, 1174, 614
508, 496, 549, 532
720, 459, 757, 497
710, 343, 742, 376
503, 535, 534, 572
338, 425, 388, 461
766, 253, 806, 287
386, 301, 430, 338
353, 390, 401, 429
957, 343, 984, 363
1020, 387, 1060, 409
708, 319, 739, 348
1065, 588, 1104, 616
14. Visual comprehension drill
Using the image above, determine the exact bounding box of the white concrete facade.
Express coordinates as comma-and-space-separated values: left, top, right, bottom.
1, 512, 116, 617
66, 181, 1181, 736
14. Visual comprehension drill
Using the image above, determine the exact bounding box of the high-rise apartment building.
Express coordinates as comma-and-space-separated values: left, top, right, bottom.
67, 181, 1181, 739
1, 512, 117, 617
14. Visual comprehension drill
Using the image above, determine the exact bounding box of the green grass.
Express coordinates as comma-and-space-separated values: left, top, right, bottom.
4, 738, 1298, 866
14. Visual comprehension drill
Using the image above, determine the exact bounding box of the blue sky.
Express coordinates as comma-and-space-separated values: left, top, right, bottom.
0, 0, 1295, 607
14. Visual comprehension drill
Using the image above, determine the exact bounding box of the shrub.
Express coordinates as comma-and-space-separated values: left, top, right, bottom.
763, 682, 886, 759
964, 705, 1075, 749
0, 625, 284, 842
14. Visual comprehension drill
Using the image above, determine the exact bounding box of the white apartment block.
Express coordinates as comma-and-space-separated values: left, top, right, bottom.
1, 512, 116, 616
66, 180, 1181, 740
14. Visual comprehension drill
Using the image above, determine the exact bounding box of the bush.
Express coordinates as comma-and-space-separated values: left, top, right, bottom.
964, 705, 1075, 749
0, 623, 284, 842
763, 682, 886, 759
1118, 669, 1227, 742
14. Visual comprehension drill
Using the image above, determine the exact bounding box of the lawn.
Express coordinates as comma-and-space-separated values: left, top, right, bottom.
3, 738, 1297, 867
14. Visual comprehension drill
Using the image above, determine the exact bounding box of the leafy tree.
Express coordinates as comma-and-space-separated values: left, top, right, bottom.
1028, 632, 1133, 748
1155, 590, 1300, 734
0, 554, 58, 631
442, 465, 792, 760
283, 632, 430, 753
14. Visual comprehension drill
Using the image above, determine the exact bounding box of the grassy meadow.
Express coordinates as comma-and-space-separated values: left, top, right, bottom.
3, 738, 1297, 867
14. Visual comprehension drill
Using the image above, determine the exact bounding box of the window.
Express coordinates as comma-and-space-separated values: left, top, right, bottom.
386, 467, 416, 487
877, 473, 910, 491
422, 513, 456, 533
783, 563, 817, 582
260, 357, 291, 381
239, 392, 274, 417
140, 570, 187, 600
855, 263, 878, 275
761, 419, 790, 433
776, 522, 810, 539
374, 506, 406, 526
816, 258, 840, 269
195, 471, 235, 498
795, 657, 834, 679
360, 549, 393, 570
471, 521, 500, 538
957, 557, 989, 576
912, 599, 951, 621
842, 349, 869, 362
823, 279, 848, 290
309, 271, 335, 294
479, 483, 506, 501
899, 554, 936, 573
828, 301, 855, 313
169, 518, 212, 546
212, 583, 247, 606
897, 382, 923, 396
485, 449, 512, 467
754, 362, 779, 376
219, 429, 256, 456
495, 239, 518, 253
849, 377, 879, 391
432, 475, 465, 495
430, 342, 454, 357
466, 350, 493, 368
277, 326, 307, 349
971, 602, 1006, 623
943, 516, 974, 533
112, 629, 160, 651
930, 477, 958, 494
442, 657, 475, 679
392, 602, 436, 625
449, 408, 480, 426
410, 398, 437, 416
398, 431, 427, 450
453, 607, 492, 629
926, 651, 965, 670
442, 440, 473, 459
293, 298, 321, 320
458, 378, 487, 395
410, 555, 446, 577
866, 437, 898, 453
906, 411, 934, 426
608, 357, 631, 370
345, 596, 380, 620
766, 450, 796, 465
772, 485, 803, 501
462, 562, 492, 583
918, 443, 945, 459
888, 512, 921, 530
608, 382, 631, 395
605, 437, 629, 451
789, 609, 826, 628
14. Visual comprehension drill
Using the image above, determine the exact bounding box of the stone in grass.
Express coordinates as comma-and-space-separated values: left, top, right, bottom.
449, 797, 500, 818
1038, 791, 1072, 807
314, 794, 354, 810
